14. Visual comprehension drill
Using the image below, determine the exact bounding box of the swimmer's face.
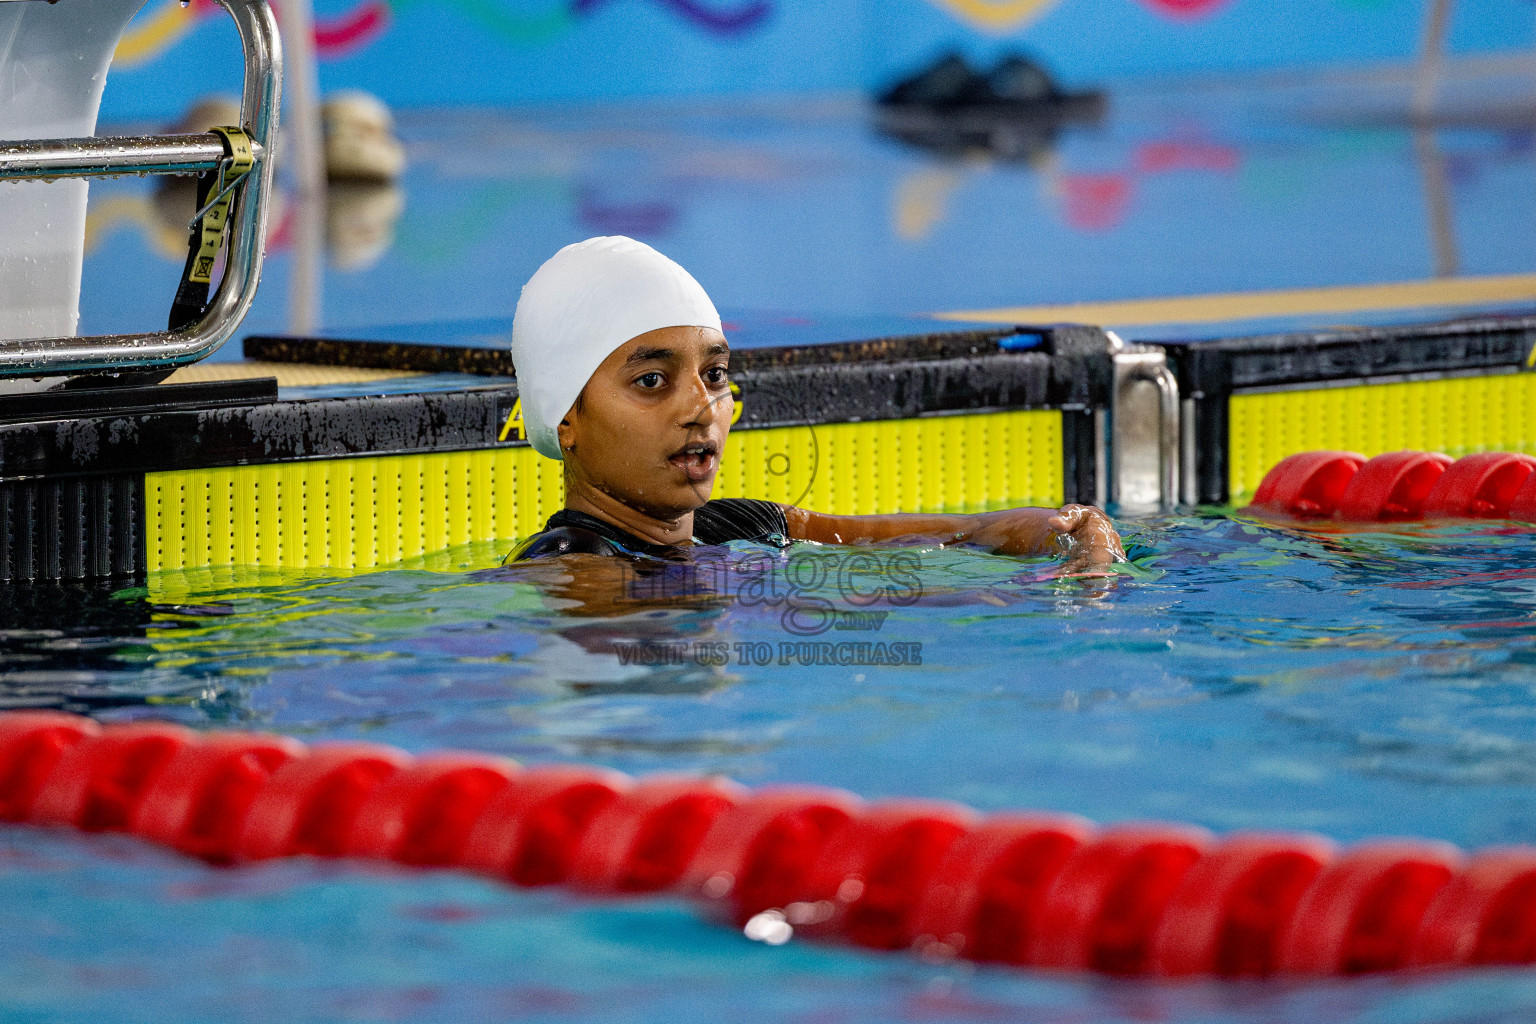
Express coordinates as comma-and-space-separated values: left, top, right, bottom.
558, 325, 732, 520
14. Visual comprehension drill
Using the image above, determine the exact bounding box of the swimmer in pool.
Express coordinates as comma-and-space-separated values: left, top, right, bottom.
505, 236, 1125, 572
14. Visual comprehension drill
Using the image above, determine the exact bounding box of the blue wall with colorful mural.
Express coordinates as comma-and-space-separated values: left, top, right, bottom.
100, 0, 1536, 121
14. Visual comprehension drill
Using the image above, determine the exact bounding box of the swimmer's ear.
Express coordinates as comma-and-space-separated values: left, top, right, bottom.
558, 390, 585, 453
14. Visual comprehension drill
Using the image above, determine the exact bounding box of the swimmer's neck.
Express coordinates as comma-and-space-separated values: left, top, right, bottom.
562, 478, 694, 547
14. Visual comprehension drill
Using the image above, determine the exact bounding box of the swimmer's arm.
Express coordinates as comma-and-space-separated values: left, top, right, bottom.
782, 504, 1125, 566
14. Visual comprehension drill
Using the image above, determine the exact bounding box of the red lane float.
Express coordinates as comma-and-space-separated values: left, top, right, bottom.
346, 753, 521, 866
1031, 823, 1210, 974
1277, 841, 1461, 975
1249, 451, 1365, 517
910, 812, 1092, 964
1150, 832, 1333, 977
1422, 452, 1536, 519
1336, 451, 1452, 521
568, 775, 744, 893
0, 712, 99, 822
460, 764, 628, 886
1511, 472, 1536, 522
134, 732, 303, 862
798, 800, 978, 950
1251, 450, 1536, 522
1, 711, 1534, 980
237, 743, 409, 860
1412, 848, 1536, 967
686, 786, 861, 925
30, 721, 195, 832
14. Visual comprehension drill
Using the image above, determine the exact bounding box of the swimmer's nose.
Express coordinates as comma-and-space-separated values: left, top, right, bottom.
682, 373, 727, 428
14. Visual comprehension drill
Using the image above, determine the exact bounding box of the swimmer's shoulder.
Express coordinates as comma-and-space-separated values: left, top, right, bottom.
505, 508, 681, 564
692, 498, 791, 547
504, 525, 627, 562
506, 501, 791, 565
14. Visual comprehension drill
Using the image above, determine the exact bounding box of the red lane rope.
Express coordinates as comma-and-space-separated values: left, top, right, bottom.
1251, 450, 1536, 522
2, 710, 1534, 977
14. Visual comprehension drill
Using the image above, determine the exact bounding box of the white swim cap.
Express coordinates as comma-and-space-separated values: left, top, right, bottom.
510, 236, 723, 460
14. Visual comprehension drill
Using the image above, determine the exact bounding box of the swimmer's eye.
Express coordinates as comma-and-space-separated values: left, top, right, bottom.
635, 372, 665, 390
703, 366, 729, 386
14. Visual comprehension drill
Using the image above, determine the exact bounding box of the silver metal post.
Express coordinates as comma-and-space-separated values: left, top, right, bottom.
0, 0, 281, 380
1109, 345, 1181, 511
1179, 397, 1197, 506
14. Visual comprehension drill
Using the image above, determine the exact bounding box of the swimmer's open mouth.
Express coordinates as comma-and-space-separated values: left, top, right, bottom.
668, 440, 719, 481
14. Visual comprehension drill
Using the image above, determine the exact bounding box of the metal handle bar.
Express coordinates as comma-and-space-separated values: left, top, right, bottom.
0, 134, 269, 181
0, 0, 281, 380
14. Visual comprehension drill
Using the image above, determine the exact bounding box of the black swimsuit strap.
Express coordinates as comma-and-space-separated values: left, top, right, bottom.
505, 500, 790, 565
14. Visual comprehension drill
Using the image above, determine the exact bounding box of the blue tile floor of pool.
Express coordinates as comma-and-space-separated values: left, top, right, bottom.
5, 513, 1536, 1020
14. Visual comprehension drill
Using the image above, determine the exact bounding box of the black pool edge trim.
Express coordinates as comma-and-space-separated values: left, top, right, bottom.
243, 325, 1040, 375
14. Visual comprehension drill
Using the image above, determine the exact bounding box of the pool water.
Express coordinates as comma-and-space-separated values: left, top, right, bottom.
4, 512, 1536, 1021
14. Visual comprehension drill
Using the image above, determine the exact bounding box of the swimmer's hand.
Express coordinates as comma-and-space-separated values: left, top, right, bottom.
1046, 504, 1127, 574
965, 504, 1125, 570
784, 503, 1126, 570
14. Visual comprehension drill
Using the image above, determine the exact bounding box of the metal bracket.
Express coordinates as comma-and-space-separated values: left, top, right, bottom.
0, 0, 281, 381
1109, 339, 1180, 510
